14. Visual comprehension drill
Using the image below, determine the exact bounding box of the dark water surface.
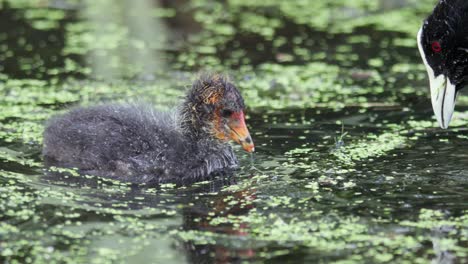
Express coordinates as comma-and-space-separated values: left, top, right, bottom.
0, 0, 467, 263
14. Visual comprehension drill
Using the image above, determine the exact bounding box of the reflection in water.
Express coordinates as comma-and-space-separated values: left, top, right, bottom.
431, 227, 456, 264
183, 188, 257, 263
82, 0, 167, 80
41, 168, 258, 263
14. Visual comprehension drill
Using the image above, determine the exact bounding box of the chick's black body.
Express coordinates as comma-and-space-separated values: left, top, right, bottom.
43, 75, 250, 184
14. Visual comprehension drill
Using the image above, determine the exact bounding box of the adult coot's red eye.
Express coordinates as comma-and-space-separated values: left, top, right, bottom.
431, 41, 442, 53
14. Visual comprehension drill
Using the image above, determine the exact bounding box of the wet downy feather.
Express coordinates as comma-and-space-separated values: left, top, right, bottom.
43, 74, 252, 184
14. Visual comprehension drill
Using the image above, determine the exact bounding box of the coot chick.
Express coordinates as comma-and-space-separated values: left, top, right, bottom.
43, 74, 254, 184
417, 0, 468, 128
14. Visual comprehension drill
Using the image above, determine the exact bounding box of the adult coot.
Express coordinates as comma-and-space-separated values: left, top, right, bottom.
417, 0, 468, 128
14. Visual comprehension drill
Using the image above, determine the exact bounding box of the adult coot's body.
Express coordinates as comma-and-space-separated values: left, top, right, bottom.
43, 74, 254, 184
418, 0, 468, 128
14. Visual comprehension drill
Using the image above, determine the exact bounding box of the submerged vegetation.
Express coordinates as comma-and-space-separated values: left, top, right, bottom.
0, 0, 467, 263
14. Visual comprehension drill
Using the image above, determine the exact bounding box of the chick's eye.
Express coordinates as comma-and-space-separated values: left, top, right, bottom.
431, 41, 442, 53
221, 109, 233, 118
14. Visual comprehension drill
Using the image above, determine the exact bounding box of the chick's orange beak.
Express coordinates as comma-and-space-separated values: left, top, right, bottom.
228, 111, 255, 153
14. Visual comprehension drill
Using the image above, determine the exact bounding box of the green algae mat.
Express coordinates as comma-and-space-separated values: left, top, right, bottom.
0, 0, 467, 263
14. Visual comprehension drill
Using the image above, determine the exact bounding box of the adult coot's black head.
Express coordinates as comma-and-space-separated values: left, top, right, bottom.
181, 74, 254, 152
417, 0, 468, 128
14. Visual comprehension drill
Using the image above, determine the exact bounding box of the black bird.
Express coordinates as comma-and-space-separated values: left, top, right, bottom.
43, 74, 254, 184
418, 0, 468, 128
